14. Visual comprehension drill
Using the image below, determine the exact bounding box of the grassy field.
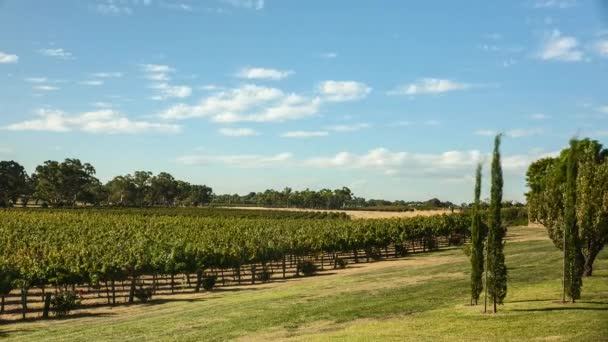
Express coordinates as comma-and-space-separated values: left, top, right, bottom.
1, 226, 606, 341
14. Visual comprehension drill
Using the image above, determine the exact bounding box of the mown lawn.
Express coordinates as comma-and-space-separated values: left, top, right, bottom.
1, 226, 607, 341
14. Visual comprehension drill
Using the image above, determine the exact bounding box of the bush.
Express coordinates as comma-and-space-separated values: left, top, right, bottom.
366, 248, 382, 261
51, 290, 81, 317
202, 276, 217, 291
335, 258, 348, 269
449, 233, 465, 246
257, 268, 272, 282
298, 261, 318, 276
134, 287, 153, 303
395, 244, 408, 257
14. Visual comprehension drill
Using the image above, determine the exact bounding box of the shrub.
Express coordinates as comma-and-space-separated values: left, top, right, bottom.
365, 248, 383, 261
298, 261, 317, 276
335, 258, 348, 269
395, 244, 408, 257
134, 287, 153, 303
51, 290, 81, 317
449, 233, 465, 246
257, 268, 272, 282
202, 276, 217, 291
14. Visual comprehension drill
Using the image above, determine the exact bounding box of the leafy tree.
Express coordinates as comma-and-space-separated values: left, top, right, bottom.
470, 163, 486, 305
526, 138, 608, 276
0, 160, 28, 207
486, 134, 507, 313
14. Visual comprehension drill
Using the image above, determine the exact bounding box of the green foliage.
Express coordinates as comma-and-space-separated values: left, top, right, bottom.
526, 138, 608, 277
470, 163, 485, 305
298, 261, 318, 276
487, 135, 507, 309
202, 276, 217, 291
564, 140, 583, 300
0, 161, 28, 207
50, 290, 81, 317
134, 287, 154, 303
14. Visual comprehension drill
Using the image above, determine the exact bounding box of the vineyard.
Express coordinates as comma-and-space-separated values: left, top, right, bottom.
0, 208, 470, 321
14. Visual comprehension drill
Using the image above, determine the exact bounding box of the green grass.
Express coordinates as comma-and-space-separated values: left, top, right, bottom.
1, 226, 607, 341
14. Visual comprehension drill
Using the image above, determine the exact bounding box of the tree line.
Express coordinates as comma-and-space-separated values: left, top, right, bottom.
0, 159, 212, 208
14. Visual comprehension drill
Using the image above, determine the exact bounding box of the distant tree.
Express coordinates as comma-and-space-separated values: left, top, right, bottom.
470, 163, 486, 305
486, 134, 507, 313
34, 159, 98, 207
0, 160, 28, 207
149, 172, 177, 206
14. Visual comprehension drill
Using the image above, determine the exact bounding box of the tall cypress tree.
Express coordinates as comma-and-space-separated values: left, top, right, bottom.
470, 163, 485, 305
563, 139, 583, 302
487, 134, 507, 313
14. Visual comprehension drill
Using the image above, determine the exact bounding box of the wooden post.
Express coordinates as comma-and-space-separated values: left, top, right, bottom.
42, 293, 52, 319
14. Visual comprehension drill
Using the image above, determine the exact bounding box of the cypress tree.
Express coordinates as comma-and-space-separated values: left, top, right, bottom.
487, 134, 507, 313
470, 163, 485, 305
563, 139, 583, 302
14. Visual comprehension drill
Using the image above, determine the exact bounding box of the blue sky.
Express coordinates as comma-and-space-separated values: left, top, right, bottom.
1, 0, 607, 203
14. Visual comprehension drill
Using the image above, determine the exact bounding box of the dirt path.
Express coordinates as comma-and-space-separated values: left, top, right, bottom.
224, 206, 457, 219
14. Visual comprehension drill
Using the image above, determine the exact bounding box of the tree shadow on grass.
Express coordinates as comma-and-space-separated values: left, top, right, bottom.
512, 306, 608, 312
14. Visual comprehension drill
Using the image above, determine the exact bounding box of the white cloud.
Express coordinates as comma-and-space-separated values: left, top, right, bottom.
219, 127, 260, 137
159, 84, 321, 123
282, 131, 329, 138
80, 80, 104, 86
594, 40, 608, 57
237, 67, 294, 80
506, 128, 544, 138
92, 102, 113, 108
176, 152, 292, 168
318, 80, 371, 102
0, 146, 13, 154
389, 78, 470, 96
150, 83, 192, 100
424, 119, 441, 126
39, 48, 73, 59
222, 0, 264, 10
475, 128, 544, 138
3, 108, 180, 134
530, 113, 550, 120
475, 129, 497, 136
24, 77, 48, 83
91, 72, 123, 78
0, 52, 19, 64
95, 1, 133, 15
325, 123, 370, 132
598, 106, 608, 113
538, 30, 583, 62
34, 85, 59, 91
321, 52, 338, 59
533, 0, 577, 9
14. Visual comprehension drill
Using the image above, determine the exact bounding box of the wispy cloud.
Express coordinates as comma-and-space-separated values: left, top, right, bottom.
219, 127, 260, 137
475, 128, 544, 138
537, 30, 583, 62
321, 52, 338, 59
325, 123, 370, 132
282, 131, 329, 138
0, 51, 18, 64
33, 85, 59, 91
533, 0, 577, 9
388, 78, 470, 96
91, 72, 123, 78
594, 40, 608, 57
3, 108, 180, 134
221, 0, 265, 10
80, 80, 104, 86
95, 1, 134, 15
530, 113, 550, 120
149, 83, 192, 100
176, 152, 292, 168
24, 77, 48, 83
236, 67, 294, 80
39, 48, 74, 59
317, 81, 371, 102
